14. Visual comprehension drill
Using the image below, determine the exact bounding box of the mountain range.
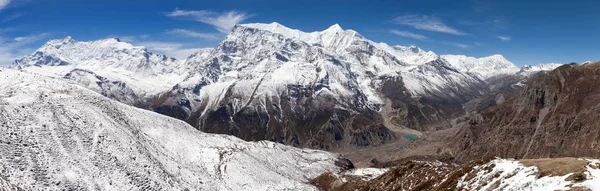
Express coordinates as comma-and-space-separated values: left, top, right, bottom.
10, 22, 562, 151
4, 22, 600, 190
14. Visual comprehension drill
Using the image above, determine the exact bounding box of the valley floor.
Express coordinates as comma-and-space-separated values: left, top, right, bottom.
337, 123, 460, 167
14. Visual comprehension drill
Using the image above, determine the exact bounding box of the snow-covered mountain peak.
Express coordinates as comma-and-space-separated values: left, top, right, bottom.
12, 36, 190, 100
39, 36, 138, 53
519, 63, 563, 76
45, 35, 75, 45
230, 22, 443, 66
488, 54, 506, 59
366, 43, 439, 65
407, 45, 420, 53
239, 22, 353, 37
234, 22, 360, 52
392, 45, 423, 54
19, 36, 181, 67
441, 54, 519, 80
323, 23, 344, 32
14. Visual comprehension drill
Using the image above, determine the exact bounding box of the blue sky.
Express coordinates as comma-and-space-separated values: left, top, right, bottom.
0, 0, 598, 66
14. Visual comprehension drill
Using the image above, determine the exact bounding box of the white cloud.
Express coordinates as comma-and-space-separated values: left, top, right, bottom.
443, 41, 470, 49
0, 33, 49, 65
389, 29, 428, 41
497, 36, 511, 41
393, 14, 466, 35
0, 0, 10, 11
166, 29, 220, 40
167, 9, 251, 33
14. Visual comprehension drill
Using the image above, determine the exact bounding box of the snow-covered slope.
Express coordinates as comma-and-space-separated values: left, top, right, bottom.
456, 158, 600, 190
0, 68, 348, 190
441, 54, 520, 80
11, 37, 190, 106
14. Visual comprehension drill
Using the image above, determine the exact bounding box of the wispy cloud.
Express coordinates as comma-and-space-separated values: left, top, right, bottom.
0, 33, 49, 65
497, 36, 511, 41
166, 29, 220, 40
459, 19, 508, 30
389, 29, 428, 41
0, 0, 10, 11
393, 14, 466, 35
443, 41, 470, 49
13, 33, 49, 42
2, 12, 24, 23
166, 9, 251, 33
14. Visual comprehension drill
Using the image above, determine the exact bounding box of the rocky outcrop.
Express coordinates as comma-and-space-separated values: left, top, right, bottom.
451, 62, 600, 162
314, 156, 600, 191
379, 62, 487, 131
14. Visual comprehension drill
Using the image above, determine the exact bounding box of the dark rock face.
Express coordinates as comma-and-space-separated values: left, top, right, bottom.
464, 71, 546, 114
152, 62, 493, 150
451, 62, 600, 162
154, 105, 189, 120
378, 64, 488, 131
312, 157, 465, 191
334, 158, 355, 171
188, 85, 395, 150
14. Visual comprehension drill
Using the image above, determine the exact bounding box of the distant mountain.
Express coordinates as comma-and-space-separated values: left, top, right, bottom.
441, 54, 520, 80
10, 37, 189, 107
0, 68, 350, 190
518, 62, 564, 76
463, 62, 565, 114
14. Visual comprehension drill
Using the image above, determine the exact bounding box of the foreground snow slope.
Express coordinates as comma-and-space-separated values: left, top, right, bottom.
0, 68, 345, 190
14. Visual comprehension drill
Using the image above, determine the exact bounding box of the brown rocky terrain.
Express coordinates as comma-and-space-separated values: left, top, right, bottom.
450, 62, 600, 162
188, 89, 396, 150
379, 64, 488, 132
314, 157, 600, 191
